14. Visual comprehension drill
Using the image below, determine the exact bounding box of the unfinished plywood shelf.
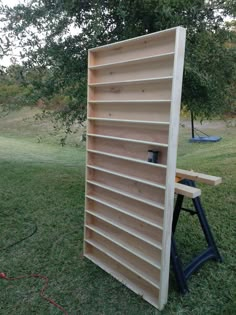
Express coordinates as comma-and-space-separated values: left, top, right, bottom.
88, 118, 170, 125
86, 210, 162, 250
89, 52, 175, 70
89, 76, 173, 87
85, 237, 160, 289
84, 26, 186, 310
87, 149, 167, 168
87, 165, 166, 189
85, 250, 159, 308
87, 180, 165, 210
87, 134, 169, 147
89, 100, 171, 103
85, 223, 161, 268
86, 195, 163, 229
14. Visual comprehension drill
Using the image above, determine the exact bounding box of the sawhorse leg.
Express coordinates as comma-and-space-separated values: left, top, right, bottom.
171, 179, 222, 294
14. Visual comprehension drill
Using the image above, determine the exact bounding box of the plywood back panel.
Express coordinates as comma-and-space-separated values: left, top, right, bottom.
90, 55, 174, 83
88, 101, 171, 121
90, 80, 172, 101
88, 120, 169, 143
91, 31, 176, 65
84, 27, 186, 310
87, 137, 168, 164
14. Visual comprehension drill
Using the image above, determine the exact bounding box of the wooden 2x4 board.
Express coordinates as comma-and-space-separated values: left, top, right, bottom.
84, 27, 186, 310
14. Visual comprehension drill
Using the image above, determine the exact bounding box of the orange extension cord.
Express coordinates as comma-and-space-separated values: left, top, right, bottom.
0, 272, 68, 314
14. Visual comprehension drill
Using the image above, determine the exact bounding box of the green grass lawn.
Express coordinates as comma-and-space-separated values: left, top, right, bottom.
0, 109, 235, 314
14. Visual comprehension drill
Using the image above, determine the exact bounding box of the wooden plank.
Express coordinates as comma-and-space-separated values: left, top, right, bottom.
85, 224, 161, 269
87, 169, 166, 205
87, 181, 165, 210
89, 76, 173, 87
85, 235, 160, 288
87, 165, 166, 189
90, 27, 175, 52
91, 64, 173, 86
90, 29, 176, 67
89, 52, 174, 70
87, 149, 167, 168
86, 200, 163, 244
91, 80, 172, 101
176, 169, 222, 186
87, 133, 168, 147
87, 184, 163, 226
159, 27, 186, 308
85, 222, 162, 268
86, 194, 163, 229
175, 182, 201, 198
86, 211, 162, 250
88, 121, 169, 144
83, 46, 95, 256
88, 101, 170, 122
84, 248, 159, 308
88, 118, 169, 125
87, 151, 166, 184
88, 142, 168, 166
89, 100, 171, 103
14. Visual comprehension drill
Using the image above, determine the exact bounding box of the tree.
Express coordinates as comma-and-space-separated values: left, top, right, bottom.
0, 64, 34, 116
0, 0, 235, 126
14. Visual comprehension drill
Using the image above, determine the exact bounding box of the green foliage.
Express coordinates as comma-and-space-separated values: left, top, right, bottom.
0, 65, 34, 115
0, 0, 236, 123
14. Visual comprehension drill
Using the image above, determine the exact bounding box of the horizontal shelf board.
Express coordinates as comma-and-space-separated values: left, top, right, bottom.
87, 180, 165, 211
89, 76, 173, 88
89, 52, 175, 70
84, 252, 159, 308
85, 224, 161, 269
88, 118, 170, 126
89, 100, 171, 104
85, 239, 160, 289
89, 27, 177, 52
87, 149, 167, 169
85, 209, 162, 250
86, 194, 163, 230
87, 134, 168, 148
87, 164, 166, 190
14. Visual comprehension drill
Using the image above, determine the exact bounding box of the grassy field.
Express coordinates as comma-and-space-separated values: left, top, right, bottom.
0, 109, 235, 315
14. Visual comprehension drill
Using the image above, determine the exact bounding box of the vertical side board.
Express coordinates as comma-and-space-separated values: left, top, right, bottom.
84, 27, 186, 310
159, 27, 186, 309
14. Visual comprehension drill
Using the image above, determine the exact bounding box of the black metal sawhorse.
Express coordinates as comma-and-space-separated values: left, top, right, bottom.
171, 179, 223, 294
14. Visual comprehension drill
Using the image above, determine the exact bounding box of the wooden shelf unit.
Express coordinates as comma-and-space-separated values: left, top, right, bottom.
84, 27, 186, 310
